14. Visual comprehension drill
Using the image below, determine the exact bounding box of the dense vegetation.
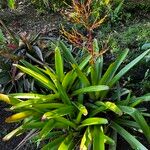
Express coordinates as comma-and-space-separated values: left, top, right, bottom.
0, 0, 150, 150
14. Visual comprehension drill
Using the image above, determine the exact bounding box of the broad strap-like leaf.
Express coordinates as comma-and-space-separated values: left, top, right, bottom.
93, 101, 122, 116
42, 106, 74, 119
59, 41, 77, 64
129, 94, 150, 107
58, 133, 74, 150
93, 126, 105, 150
80, 127, 92, 150
79, 117, 108, 128
39, 119, 55, 140
72, 64, 90, 87
30, 103, 68, 110
23, 121, 45, 129
54, 117, 76, 129
11, 93, 59, 109
55, 47, 64, 82
119, 106, 150, 143
42, 136, 65, 150
99, 49, 129, 85
62, 55, 91, 90
91, 39, 103, 85
45, 67, 71, 104
14, 64, 56, 92
72, 102, 88, 116
72, 85, 109, 96
115, 119, 140, 129
96, 49, 129, 99
62, 70, 75, 90
9, 93, 49, 99
20, 60, 45, 76
111, 122, 148, 150
104, 101, 123, 116
109, 49, 150, 87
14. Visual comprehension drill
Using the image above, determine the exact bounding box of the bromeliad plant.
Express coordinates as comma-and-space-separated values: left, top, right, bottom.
0, 21, 55, 93
0, 40, 150, 149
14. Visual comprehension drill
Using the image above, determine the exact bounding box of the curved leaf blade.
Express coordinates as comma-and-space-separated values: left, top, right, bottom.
72, 85, 109, 96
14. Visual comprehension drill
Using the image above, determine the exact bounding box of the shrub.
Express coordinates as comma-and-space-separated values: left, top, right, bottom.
0, 40, 150, 149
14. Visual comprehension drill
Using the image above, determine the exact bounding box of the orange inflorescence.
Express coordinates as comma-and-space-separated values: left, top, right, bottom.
61, 0, 109, 60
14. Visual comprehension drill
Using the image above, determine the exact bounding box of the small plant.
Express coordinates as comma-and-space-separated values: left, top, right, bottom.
0, 20, 54, 93
0, 40, 150, 149
31, 0, 71, 12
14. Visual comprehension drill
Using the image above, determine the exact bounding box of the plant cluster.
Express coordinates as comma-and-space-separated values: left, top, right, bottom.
0, 39, 150, 149
0, 0, 150, 150
0, 19, 56, 93
31, 0, 71, 12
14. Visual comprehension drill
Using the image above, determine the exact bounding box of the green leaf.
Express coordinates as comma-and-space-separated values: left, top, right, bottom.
111, 122, 148, 150
14, 64, 56, 92
20, 60, 45, 76
62, 70, 75, 90
62, 55, 91, 90
93, 126, 105, 150
78, 55, 92, 70
39, 119, 55, 140
9, 93, 48, 99
80, 127, 92, 150
104, 135, 115, 145
72, 64, 90, 87
45, 67, 71, 105
90, 105, 106, 117
91, 39, 103, 84
72, 102, 88, 116
8, 0, 16, 9
58, 133, 74, 150
115, 119, 140, 129
55, 47, 64, 82
72, 85, 109, 96
31, 103, 68, 110
42, 106, 74, 119
120, 106, 150, 143
130, 94, 150, 107
108, 130, 117, 150
59, 41, 77, 64
11, 93, 59, 109
23, 121, 45, 129
54, 117, 76, 129
99, 49, 129, 85
109, 49, 150, 87
104, 102, 123, 116
79, 117, 108, 128
42, 136, 65, 150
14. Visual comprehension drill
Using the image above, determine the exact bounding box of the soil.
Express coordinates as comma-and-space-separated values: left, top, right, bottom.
0, 1, 62, 35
